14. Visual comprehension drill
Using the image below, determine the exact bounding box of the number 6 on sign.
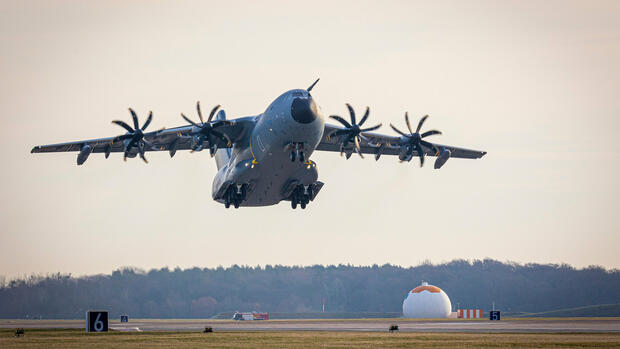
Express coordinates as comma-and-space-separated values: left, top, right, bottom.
86, 311, 108, 332
94, 313, 104, 331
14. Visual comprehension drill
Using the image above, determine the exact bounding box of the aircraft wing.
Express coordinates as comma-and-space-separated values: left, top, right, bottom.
316, 123, 486, 162
31, 117, 254, 165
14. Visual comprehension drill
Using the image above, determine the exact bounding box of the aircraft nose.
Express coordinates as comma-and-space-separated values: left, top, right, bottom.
291, 97, 318, 124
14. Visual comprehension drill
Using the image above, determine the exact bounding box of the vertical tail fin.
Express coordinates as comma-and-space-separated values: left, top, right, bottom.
214, 110, 231, 170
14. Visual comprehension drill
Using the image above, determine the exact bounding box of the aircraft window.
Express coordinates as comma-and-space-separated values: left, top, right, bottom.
292, 92, 303, 97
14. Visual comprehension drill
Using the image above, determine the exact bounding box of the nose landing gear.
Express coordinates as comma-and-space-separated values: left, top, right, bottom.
224, 183, 248, 209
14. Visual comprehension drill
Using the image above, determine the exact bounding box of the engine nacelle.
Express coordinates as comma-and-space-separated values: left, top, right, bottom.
434, 148, 451, 169
398, 145, 413, 162
190, 135, 205, 151
77, 144, 93, 165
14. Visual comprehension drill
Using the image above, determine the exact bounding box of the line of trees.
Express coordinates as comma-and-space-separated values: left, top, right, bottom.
1, 259, 618, 319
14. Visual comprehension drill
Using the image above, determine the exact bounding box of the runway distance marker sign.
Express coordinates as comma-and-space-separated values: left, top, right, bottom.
86, 310, 108, 332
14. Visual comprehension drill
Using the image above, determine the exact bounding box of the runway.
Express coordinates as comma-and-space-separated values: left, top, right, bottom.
2, 318, 619, 333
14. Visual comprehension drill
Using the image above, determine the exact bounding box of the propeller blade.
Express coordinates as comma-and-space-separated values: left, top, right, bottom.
405, 112, 413, 134
211, 130, 232, 147
416, 115, 429, 133
196, 101, 204, 124
354, 136, 364, 159
182, 113, 201, 128
208, 104, 221, 122
112, 120, 134, 133
416, 141, 425, 167
361, 123, 382, 132
420, 140, 439, 155
358, 107, 370, 126
141, 111, 153, 131
346, 103, 356, 125
421, 130, 442, 138
390, 123, 409, 137
330, 115, 352, 128
129, 108, 140, 131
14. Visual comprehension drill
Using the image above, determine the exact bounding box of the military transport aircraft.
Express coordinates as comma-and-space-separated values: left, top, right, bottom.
31, 79, 486, 209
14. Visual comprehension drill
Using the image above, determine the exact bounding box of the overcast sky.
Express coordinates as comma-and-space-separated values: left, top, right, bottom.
1, 0, 619, 278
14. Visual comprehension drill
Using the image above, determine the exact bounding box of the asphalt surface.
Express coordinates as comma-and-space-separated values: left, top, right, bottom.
2, 318, 620, 333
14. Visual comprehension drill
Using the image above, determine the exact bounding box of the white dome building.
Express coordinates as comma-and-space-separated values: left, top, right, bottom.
402, 281, 452, 318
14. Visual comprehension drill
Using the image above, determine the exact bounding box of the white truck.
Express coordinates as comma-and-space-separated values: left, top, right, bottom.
232, 312, 269, 320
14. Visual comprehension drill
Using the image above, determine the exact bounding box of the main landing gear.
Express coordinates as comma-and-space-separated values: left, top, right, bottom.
290, 184, 313, 210
289, 142, 305, 163
224, 184, 247, 209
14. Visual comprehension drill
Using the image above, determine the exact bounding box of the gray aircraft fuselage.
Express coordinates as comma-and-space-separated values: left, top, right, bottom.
212, 89, 325, 207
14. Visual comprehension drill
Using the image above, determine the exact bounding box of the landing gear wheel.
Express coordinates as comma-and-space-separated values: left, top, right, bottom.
225, 190, 233, 209
226, 192, 232, 208
290, 151, 296, 162
241, 184, 247, 200
299, 151, 305, 162
225, 186, 245, 209
290, 184, 314, 209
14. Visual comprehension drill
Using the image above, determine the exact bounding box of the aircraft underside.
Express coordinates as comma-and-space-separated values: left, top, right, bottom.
213, 151, 324, 209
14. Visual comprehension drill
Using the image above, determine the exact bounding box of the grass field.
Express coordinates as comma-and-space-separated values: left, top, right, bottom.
2, 329, 620, 349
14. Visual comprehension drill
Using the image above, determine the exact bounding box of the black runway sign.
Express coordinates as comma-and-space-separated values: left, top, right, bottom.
86, 311, 108, 332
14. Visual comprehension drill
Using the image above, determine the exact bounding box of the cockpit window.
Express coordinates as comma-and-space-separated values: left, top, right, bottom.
292, 92, 304, 97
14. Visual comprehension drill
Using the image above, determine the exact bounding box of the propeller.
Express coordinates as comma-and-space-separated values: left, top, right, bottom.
328, 104, 382, 159
181, 101, 231, 156
390, 113, 442, 167
111, 108, 163, 163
